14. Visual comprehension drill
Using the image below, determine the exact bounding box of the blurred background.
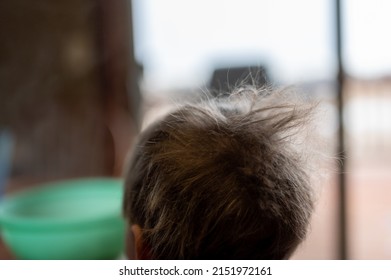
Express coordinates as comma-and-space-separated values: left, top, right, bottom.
1, 0, 391, 259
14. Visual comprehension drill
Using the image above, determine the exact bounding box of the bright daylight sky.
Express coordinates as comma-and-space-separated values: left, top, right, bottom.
132, 0, 391, 91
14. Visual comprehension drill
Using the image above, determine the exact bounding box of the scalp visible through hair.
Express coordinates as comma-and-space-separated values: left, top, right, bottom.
124, 85, 318, 259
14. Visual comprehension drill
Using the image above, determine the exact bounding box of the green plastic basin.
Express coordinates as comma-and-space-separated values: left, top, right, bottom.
0, 178, 125, 259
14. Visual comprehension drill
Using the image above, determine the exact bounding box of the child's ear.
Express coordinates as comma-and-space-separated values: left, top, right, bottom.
125, 225, 136, 259
131, 224, 152, 259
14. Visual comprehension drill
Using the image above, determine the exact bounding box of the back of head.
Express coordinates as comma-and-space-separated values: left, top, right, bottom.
123, 86, 315, 259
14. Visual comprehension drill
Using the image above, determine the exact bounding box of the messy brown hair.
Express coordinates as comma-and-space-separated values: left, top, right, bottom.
123, 86, 315, 259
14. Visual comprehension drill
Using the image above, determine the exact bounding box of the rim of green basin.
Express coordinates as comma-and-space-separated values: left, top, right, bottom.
0, 178, 124, 231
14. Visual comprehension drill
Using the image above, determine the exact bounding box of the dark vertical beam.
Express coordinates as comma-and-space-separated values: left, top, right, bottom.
127, 0, 143, 128
95, 0, 140, 175
336, 0, 347, 260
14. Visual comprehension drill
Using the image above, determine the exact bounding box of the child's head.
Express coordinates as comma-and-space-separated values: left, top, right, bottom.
123, 87, 315, 259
